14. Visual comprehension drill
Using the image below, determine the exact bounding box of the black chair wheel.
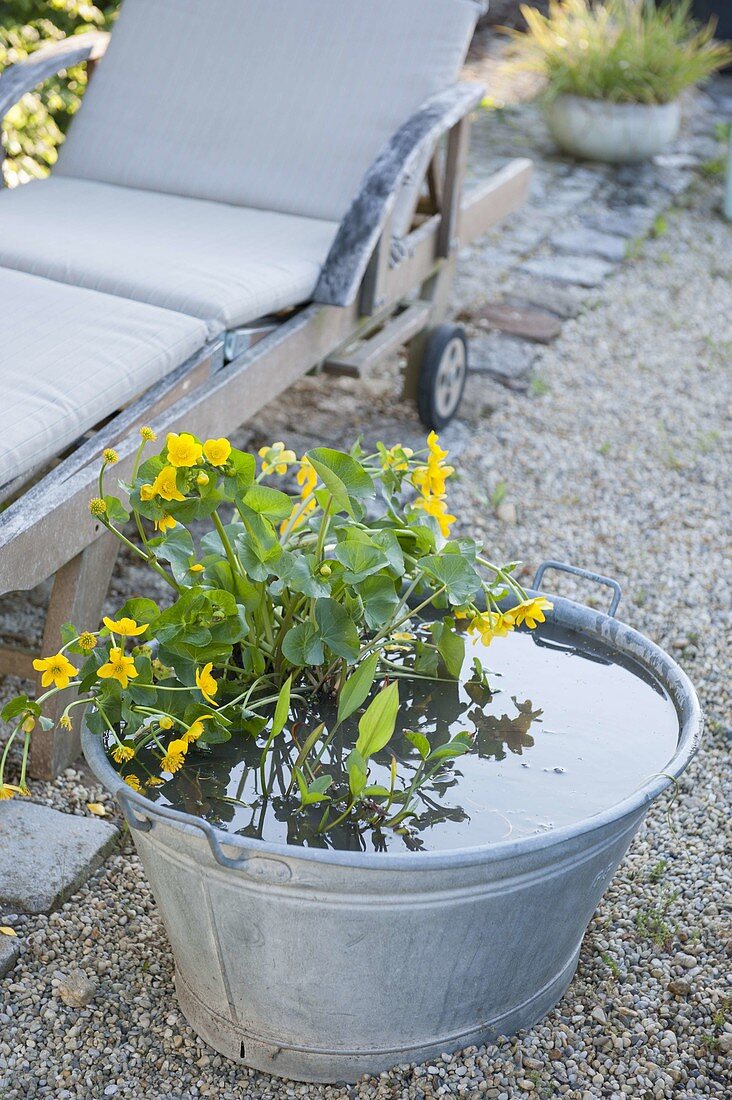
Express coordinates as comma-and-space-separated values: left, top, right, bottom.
416, 324, 468, 431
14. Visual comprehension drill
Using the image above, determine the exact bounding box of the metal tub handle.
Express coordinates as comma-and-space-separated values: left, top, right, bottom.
118, 787, 252, 871
532, 560, 622, 618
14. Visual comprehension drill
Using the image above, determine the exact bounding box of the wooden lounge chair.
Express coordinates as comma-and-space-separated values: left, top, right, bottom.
0, 0, 532, 777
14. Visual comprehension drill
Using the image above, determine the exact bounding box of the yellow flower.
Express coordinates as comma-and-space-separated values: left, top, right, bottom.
189, 563, 205, 574
183, 715, 213, 744
112, 743, 135, 764
147, 777, 164, 787
413, 494, 456, 538
103, 448, 119, 465
296, 456, 318, 498
427, 431, 449, 463
151, 465, 186, 502
139, 483, 156, 502
467, 611, 515, 647
259, 441, 296, 476
166, 432, 203, 468
103, 616, 148, 637
412, 461, 453, 499
33, 652, 77, 690
467, 612, 496, 647
59, 715, 73, 731
196, 472, 209, 487
78, 632, 97, 652
155, 513, 177, 534
89, 497, 107, 518
203, 438, 232, 466
195, 663, 219, 706
97, 647, 139, 689
0, 785, 17, 800
161, 738, 188, 774
124, 774, 143, 792
491, 611, 516, 639
140, 426, 157, 442
381, 444, 414, 473
511, 597, 553, 630
158, 716, 174, 730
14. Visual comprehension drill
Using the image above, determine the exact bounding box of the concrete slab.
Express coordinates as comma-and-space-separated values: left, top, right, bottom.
470, 332, 537, 391
519, 255, 614, 288
0, 934, 19, 977
551, 227, 627, 264
0, 801, 118, 914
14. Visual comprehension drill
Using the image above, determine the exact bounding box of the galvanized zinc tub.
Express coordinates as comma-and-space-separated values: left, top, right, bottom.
83, 565, 702, 1083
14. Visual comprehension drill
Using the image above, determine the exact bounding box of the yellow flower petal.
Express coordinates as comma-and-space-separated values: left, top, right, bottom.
103, 616, 148, 637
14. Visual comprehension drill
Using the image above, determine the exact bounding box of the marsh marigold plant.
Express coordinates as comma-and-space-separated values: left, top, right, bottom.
0, 429, 551, 837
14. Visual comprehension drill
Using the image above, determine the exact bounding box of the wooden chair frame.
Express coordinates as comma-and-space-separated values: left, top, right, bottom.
0, 32, 532, 776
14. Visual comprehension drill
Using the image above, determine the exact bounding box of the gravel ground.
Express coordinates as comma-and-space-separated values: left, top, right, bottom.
1, 171, 731, 1100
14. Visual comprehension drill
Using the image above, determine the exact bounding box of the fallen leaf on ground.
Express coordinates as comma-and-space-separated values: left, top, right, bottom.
0, 926, 17, 936
86, 802, 107, 816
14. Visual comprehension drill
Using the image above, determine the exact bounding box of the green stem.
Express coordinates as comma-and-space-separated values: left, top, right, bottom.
0, 724, 19, 786
212, 510, 242, 579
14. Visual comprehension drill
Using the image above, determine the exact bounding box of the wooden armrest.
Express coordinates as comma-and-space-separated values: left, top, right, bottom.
314, 82, 485, 308
0, 31, 109, 121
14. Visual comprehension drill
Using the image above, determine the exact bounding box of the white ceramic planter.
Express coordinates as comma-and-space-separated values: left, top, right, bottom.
546, 94, 682, 164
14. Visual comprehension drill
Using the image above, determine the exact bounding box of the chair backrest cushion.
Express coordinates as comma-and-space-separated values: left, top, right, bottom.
57, 0, 480, 222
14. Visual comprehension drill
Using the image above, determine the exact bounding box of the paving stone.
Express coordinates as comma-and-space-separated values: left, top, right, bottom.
0, 801, 118, 914
582, 205, 658, 240
519, 254, 614, 288
0, 934, 19, 978
551, 227, 627, 263
462, 301, 562, 343
502, 275, 591, 319
653, 153, 699, 170
469, 332, 537, 391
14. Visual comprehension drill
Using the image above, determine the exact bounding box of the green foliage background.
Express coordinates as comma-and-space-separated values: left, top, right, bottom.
0, 1, 120, 185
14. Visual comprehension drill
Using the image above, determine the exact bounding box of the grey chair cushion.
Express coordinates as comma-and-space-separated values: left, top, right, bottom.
0, 178, 339, 339
57, 0, 480, 222
0, 267, 208, 486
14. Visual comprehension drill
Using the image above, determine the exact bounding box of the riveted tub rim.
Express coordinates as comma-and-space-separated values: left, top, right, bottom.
82, 591, 702, 873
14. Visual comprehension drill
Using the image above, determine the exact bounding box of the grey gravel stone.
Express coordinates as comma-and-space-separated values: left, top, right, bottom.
519, 254, 614, 288
55, 968, 97, 1008
673, 951, 697, 970
0, 933, 18, 977
495, 501, 518, 525
551, 227, 627, 263
0, 801, 118, 914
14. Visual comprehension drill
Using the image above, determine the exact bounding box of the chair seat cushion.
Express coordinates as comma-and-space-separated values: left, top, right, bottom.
0, 267, 208, 487
56, 0, 478, 223
0, 179, 339, 339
